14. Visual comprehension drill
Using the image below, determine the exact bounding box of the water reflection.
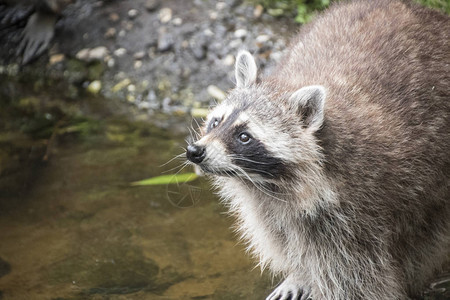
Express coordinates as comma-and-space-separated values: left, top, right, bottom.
0, 116, 273, 299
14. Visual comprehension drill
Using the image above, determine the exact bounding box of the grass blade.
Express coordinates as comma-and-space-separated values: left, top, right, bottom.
130, 173, 198, 186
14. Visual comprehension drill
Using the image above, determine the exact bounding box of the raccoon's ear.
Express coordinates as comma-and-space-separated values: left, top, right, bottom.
235, 50, 257, 88
289, 85, 326, 130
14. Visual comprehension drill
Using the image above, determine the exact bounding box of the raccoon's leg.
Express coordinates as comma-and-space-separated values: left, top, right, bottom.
266, 275, 311, 300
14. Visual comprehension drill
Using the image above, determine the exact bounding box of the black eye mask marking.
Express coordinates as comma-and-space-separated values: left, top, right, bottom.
222, 123, 290, 179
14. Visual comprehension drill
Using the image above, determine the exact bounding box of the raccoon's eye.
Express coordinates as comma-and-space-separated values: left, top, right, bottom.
238, 132, 252, 144
210, 118, 220, 130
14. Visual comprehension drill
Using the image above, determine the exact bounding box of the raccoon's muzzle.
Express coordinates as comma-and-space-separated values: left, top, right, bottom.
186, 144, 206, 164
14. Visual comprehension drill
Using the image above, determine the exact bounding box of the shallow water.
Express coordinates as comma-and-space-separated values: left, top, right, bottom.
0, 115, 274, 299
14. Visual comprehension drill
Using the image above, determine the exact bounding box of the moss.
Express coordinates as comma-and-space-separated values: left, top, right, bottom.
251, 0, 448, 23
416, 0, 450, 14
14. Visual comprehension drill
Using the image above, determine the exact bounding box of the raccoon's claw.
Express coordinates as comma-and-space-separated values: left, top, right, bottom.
266, 278, 311, 300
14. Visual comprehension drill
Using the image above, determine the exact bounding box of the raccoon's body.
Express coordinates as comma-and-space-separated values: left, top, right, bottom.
186, 1, 450, 299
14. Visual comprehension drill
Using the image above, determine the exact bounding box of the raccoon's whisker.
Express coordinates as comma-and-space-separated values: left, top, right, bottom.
161, 160, 190, 174
173, 161, 190, 176
233, 165, 287, 203
237, 164, 275, 178
159, 152, 186, 168
187, 127, 196, 142
192, 117, 202, 131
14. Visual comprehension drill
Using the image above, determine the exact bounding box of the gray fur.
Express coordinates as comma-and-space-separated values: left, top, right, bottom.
188, 0, 450, 299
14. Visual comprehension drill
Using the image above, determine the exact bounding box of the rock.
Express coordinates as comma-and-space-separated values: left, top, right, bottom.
209, 11, 218, 20
133, 51, 146, 60
229, 39, 242, 49
76, 47, 109, 62
222, 54, 234, 66
112, 78, 131, 93
128, 9, 139, 19
203, 28, 214, 37
172, 17, 183, 26
75, 48, 90, 61
234, 29, 247, 39
114, 48, 127, 57
134, 60, 143, 69
106, 57, 115, 68
254, 4, 264, 18
270, 51, 283, 62
207, 85, 226, 101
256, 34, 270, 44
268, 8, 284, 17
109, 12, 120, 22
125, 21, 134, 31
104, 27, 117, 39
127, 84, 136, 92
157, 28, 174, 52
89, 46, 109, 61
49, 54, 65, 65
216, 2, 227, 10
127, 94, 136, 103
159, 8, 172, 24
145, 0, 160, 12
87, 80, 102, 94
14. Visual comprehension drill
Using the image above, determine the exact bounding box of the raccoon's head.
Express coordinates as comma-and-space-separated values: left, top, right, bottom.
187, 51, 326, 183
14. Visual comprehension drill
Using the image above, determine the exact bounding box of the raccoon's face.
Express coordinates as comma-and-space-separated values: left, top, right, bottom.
187, 51, 326, 182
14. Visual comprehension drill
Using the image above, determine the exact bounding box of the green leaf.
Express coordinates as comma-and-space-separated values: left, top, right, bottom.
130, 173, 198, 186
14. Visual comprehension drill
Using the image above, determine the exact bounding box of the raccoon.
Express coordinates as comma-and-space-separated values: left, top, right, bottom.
186, 0, 450, 299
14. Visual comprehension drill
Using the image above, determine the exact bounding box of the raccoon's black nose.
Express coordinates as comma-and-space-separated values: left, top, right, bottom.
186, 144, 206, 164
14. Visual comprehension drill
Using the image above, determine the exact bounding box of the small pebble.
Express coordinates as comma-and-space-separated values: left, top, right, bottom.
159, 7, 172, 23
253, 4, 264, 18
256, 34, 270, 44
87, 80, 102, 95
89, 46, 109, 60
203, 28, 214, 37
181, 40, 189, 48
125, 21, 133, 31
229, 39, 242, 48
104, 27, 116, 39
114, 48, 127, 57
234, 29, 247, 39
109, 13, 120, 22
216, 2, 227, 10
106, 57, 115, 68
145, 0, 160, 12
133, 51, 146, 60
207, 85, 226, 101
49, 54, 65, 65
76, 47, 108, 62
127, 84, 136, 92
172, 17, 183, 26
222, 54, 235, 66
112, 78, 131, 92
134, 60, 143, 69
209, 11, 218, 20
127, 94, 136, 103
128, 9, 139, 19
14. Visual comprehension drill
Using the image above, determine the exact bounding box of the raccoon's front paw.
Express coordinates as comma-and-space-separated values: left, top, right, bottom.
266, 277, 311, 300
